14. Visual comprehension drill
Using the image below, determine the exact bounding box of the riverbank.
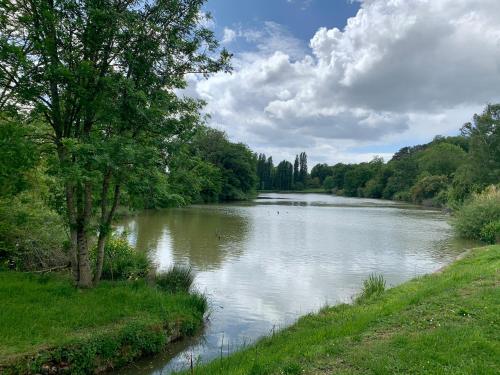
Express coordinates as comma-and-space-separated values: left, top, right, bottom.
180, 245, 499, 374
0, 271, 206, 374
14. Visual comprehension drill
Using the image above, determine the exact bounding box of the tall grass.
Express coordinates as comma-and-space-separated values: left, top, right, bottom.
155, 265, 195, 293
357, 273, 386, 302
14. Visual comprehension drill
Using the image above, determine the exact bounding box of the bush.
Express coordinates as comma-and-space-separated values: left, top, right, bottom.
91, 235, 152, 281
0, 193, 68, 270
155, 265, 195, 293
410, 175, 449, 204
357, 274, 386, 302
453, 185, 500, 242
479, 220, 500, 244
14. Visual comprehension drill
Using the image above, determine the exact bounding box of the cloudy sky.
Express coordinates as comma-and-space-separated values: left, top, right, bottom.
191, 0, 500, 165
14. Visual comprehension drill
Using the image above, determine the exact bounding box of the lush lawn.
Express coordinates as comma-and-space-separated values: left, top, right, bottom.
0, 272, 206, 373
182, 245, 500, 374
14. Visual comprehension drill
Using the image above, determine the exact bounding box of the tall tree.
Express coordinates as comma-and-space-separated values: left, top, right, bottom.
299, 152, 308, 184
461, 104, 500, 186
293, 155, 299, 184
1, 0, 231, 287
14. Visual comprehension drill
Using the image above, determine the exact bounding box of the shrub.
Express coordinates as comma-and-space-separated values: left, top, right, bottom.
155, 265, 195, 293
453, 185, 500, 242
91, 235, 152, 281
357, 274, 386, 302
480, 220, 500, 244
0, 193, 67, 270
410, 175, 449, 204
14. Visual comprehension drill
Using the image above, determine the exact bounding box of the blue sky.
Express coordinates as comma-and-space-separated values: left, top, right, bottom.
190, 0, 500, 165
205, 0, 359, 46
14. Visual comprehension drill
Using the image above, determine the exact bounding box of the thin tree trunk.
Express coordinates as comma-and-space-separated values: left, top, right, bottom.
65, 183, 79, 281
76, 223, 92, 288
76, 182, 93, 288
93, 181, 121, 284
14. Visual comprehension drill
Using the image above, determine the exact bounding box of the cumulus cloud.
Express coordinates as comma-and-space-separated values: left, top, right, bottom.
190, 0, 500, 164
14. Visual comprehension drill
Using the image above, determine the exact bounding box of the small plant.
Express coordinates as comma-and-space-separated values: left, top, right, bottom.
357, 274, 386, 302
91, 235, 152, 281
155, 265, 195, 294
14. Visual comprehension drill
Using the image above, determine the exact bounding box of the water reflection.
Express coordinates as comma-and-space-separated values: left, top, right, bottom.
119, 207, 249, 270
115, 193, 472, 375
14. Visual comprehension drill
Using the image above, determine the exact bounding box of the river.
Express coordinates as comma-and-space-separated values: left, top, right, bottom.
115, 193, 471, 374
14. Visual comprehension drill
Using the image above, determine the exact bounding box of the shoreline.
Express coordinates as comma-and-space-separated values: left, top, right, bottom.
0, 274, 206, 375
175, 245, 499, 374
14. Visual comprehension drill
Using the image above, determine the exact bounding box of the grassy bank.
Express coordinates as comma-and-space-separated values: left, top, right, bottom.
182, 245, 500, 374
0, 271, 206, 374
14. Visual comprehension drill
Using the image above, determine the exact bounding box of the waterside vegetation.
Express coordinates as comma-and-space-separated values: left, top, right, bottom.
0, 269, 207, 375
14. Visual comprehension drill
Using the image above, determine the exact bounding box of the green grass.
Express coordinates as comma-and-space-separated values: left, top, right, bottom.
155, 265, 195, 294
356, 273, 386, 303
180, 245, 500, 374
0, 272, 206, 373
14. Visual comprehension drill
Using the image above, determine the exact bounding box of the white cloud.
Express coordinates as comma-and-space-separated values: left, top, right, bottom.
189, 0, 500, 164
222, 27, 237, 44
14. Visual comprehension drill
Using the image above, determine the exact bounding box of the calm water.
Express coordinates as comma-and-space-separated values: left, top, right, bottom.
115, 193, 470, 374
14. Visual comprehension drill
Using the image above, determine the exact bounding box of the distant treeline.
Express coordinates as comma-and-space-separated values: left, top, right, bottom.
255, 104, 500, 207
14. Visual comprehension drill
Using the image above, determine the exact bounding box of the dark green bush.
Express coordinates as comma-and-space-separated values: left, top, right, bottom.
155, 265, 195, 293
453, 185, 500, 242
91, 235, 152, 281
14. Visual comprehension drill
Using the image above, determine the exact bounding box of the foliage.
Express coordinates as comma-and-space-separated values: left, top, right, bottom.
480, 221, 500, 244
357, 274, 386, 302
0, 0, 231, 287
453, 185, 500, 242
0, 193, 67, 270
311, 163, 333, 185
461, 104, 500, 186
90, 235, 151, 281
175, 127, 257, 201
0, 115, 38, 197
323, 176, 335, 191
179, 245, 500, 375
155, 265, 195, 294
0, 271, 207, 373
418, 142, 466, 176
410, 175, 449, 205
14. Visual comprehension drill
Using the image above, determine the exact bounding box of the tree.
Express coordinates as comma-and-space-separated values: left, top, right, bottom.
1, 0, 231, 287
275, 160, 293, 190
191, 127, 257, 201
293, 155, 299, 185
418, 143, 466, 177
461, 104, 500, 186
310, 163, 332, 185
299, 152, 308, 184
323, 176, 335, 191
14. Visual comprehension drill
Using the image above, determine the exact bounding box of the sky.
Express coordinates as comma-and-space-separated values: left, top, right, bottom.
188, 0, 500, 165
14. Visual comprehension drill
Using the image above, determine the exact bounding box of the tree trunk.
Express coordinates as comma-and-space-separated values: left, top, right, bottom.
75, 181, 93, 288
65, 184, 79, 282
93, 182, 121, 285
76, 223, 92, 288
